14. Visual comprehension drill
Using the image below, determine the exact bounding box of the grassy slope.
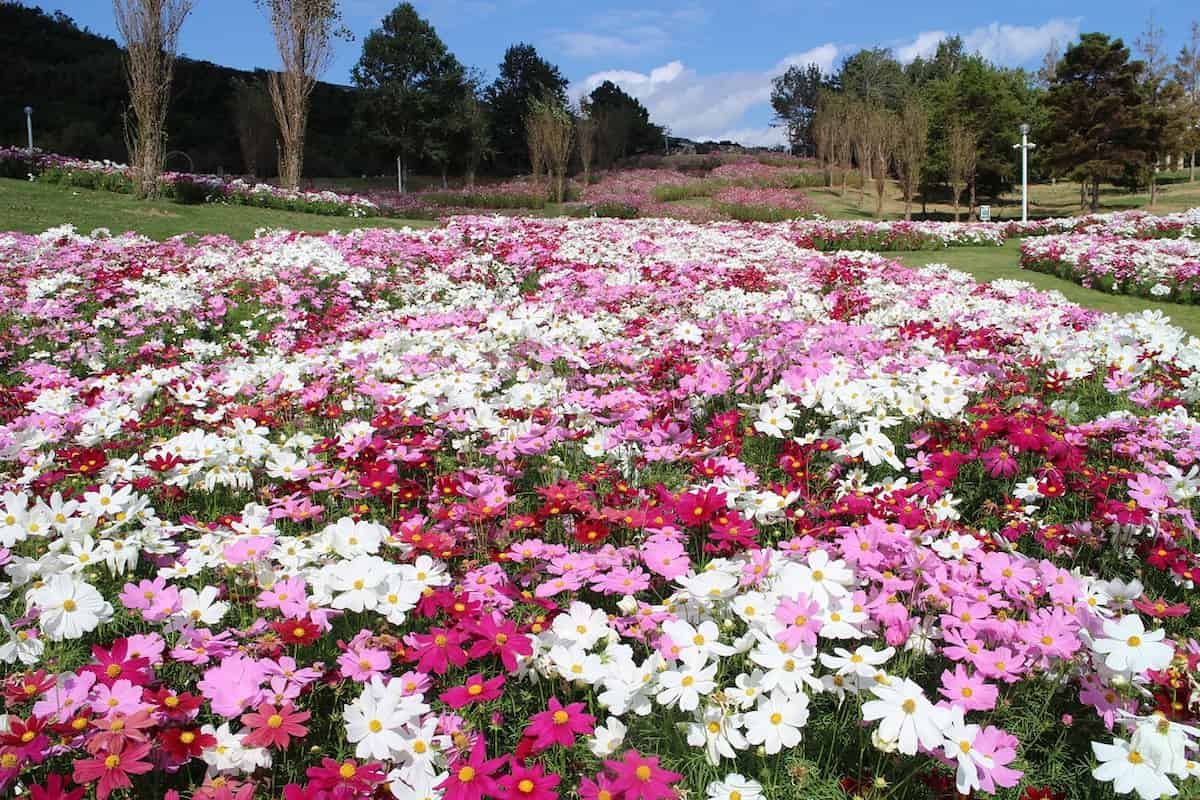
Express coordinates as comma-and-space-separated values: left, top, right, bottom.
0, 178, 436, 241
893, 240, 1200, 338
797, 170, 1200, 221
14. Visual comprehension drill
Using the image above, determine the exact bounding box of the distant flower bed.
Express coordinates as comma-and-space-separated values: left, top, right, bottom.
1006, 209, 1200, 240
711, 186, 812, 222
792, 218, 1007, 251
1021, 233, 1200, 303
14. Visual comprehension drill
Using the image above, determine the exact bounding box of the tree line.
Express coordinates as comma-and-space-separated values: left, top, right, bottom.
772, 19, 1200, 215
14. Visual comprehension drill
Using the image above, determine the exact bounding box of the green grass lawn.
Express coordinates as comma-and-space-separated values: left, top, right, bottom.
0, 178, 436, 241
893, 240, 1200, 338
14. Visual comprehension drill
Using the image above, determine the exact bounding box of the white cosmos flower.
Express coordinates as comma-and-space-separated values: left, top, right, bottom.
941, 712, 994, 795
705, 774, 763, 800
662, 618, 733, 662
656, 652, 717, 712
29, 574, 112, 641
1091, 614, 1174, 675
1092, 737, 1179, 800
743, 690, 808, 754
779, 548, 853, 606
686, 704, 747, 765
551, 601, 611, 649
819, 645, 895, 678
176, 585, 230, 626
588, 716, 627, 758
861, 677, 950, 756
344, 690, 410, 760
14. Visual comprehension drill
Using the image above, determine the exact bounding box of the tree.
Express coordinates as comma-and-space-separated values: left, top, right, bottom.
770, 62, 830, 155
838, 48, 908, 109
449, 73, 491, 189
485, 43, 567, 173
525, 96, 572, 202
1176, 21, 1200, 182
858, 106, 895, 217
1043, 33, 1151, 211
230, 76, 276, 177
945, 123, 978, 222
894, 98, 928, 220
576, 107, 598, 186
112, 0, 192, 198
1036, 39, 1062, 89
352, 2, 464, 192
1136, 14, 1188, 205
587, 80, 663, 167
259, 0, 346, 188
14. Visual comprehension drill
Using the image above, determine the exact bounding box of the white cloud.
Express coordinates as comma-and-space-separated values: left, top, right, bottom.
553, 6, 711, 59
572, 44, 839, 145
894, 17, 1081, 65
963, 19, 1081, 65
895, 31, 947, 64
577, 17, 1078, 147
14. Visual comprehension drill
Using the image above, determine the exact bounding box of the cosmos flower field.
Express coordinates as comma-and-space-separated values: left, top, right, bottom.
1, 215, 1199, 800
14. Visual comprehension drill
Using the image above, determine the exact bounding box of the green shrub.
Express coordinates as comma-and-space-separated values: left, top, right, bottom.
170, 178, 211, 205
591, 202, 639, 218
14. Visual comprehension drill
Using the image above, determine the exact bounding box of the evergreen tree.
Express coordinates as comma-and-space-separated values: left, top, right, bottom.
1043, 33, 1151, 210
485, 44, 568, 173
352, 2, 466, 192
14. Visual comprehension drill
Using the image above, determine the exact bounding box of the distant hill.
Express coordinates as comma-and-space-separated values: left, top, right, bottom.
1, 2, 382, 177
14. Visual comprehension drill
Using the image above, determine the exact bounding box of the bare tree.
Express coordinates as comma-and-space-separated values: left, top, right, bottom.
230, 76, 276, 177
859, 106, 895, 218
894, 98, 928, 220
525, 97, 573, 203
577, 108, 598, 187
1177, 21, 1200, 182
832, 98, 854, 197
811, 95, 837, 188
258, 0, 346, 188
113, 0, 192, 198
849, 101, 871, 208
1036, 38, 1062, 89
945, 123, 978, 223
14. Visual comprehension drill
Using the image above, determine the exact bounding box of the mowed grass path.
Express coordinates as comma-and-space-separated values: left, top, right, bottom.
2, 177, 1196, 338
893, 240, 1200, 338
0, 178, 436, 240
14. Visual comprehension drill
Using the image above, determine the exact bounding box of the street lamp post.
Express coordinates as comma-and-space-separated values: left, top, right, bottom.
1013, 123, 1037, 223
23, 106, 33, 153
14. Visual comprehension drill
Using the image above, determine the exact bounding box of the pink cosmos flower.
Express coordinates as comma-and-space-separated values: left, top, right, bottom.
938, 665, 998, 712
338, 645, 391, 681
440, 674, 506, 709
603, 750, 681, 800
88, 679, 147, 717
72, 739, 154, 800
440, 736, 507, 800
774, 594, 822, 649
1128, 473, 1169, 512
498, 763, 561, 800
524, 697, 595, 752
240, 702, 311, 749
256, 576, 309, 617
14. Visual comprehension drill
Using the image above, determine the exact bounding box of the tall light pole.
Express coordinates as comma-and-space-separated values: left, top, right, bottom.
1013, 122, 1036, 223
23, 106, 33, 153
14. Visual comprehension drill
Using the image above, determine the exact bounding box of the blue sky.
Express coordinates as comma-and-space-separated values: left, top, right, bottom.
34, 0, 1200, 146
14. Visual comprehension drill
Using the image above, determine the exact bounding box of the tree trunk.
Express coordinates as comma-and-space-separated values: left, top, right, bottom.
1079, 181, 1086, 211
968, 180, 976, 221
1191, 150, 1196, 183
1090, 179, 1100, 212
952, 185, 960, 223
840, 167, 848, 197
903, 194, 912, 221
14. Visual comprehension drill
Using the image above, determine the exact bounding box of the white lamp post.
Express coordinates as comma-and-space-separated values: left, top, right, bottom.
23, 106, 33, 153
1013, 122, 1036, 223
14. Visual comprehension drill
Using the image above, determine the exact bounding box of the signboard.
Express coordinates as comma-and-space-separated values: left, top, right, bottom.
979, 205, 991, 222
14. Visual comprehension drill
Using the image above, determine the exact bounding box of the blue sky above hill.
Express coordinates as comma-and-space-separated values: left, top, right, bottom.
36, 0, 1200, 146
